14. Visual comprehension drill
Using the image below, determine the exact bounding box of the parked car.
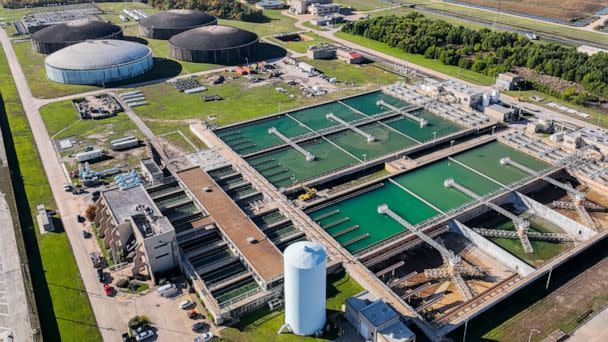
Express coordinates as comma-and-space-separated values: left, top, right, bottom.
81, 230, 91, 239
135, 329, 155, 342
179, 300, 194, 309
97, 268, 105, 282
156, 283, 177, 298
77, 215, 86, 223
134, 325, 147, 334
194, 332, 214, 342
103, 284, 114, 296
191, 322, 208, 333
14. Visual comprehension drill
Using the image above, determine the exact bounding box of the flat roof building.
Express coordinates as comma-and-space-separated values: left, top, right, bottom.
495, 72, 524, 91
345, 291, 416, 342
310, 3, 341, 17
94, 185, 179, 282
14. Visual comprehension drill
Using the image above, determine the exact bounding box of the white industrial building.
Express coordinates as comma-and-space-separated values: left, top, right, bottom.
345, 291, 416, 342
288, 0, 334, 15
45, 40, 153, 85
309, 3, 341, 17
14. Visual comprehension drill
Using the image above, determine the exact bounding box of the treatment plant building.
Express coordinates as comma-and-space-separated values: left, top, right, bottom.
139, 9, 217, 40
44, 40, 153, 85
31, 19, 123, 54
169, 25, 259, 65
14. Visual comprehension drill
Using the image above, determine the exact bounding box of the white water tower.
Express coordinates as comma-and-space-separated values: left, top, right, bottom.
279, 241, 327, 336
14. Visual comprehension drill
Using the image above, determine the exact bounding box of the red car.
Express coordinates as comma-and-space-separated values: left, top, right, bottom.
103, 284, 114, 296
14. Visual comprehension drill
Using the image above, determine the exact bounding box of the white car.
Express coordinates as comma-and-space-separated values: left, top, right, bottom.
194, 332, 214, 342
135, 329, 155, 342
179, 300, 195, 309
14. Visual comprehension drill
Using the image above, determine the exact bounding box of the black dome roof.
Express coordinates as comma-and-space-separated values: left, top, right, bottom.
139, 9, 216, 29
169, 25, 258, 50
32, 19, 122, 43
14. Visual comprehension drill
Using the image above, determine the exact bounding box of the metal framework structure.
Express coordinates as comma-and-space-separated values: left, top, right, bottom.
377, 204, 481, 301
500, 156, 599, 231
376, 99, 428, 128
443, 178, 534, 253
268, 127, 315, 161
326, 112, 376, 142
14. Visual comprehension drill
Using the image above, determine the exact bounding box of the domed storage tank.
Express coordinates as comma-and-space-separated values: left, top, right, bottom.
31, 19, 123, 54
169, 25, 259, 65
44, 40, 153, 85
282, 241, 327, 336
139, 9, 217, 40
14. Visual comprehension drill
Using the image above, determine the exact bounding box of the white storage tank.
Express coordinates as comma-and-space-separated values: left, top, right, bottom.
282, 241, 327, 336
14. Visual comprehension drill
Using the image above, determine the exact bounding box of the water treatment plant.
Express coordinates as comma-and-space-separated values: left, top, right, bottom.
3, 2, 608, 342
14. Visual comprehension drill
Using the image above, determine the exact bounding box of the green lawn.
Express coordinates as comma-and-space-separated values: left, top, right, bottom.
504, 90, 608, 129
268, 32, 335, 54
420, 3, 608, 48
0, 40, 101, 342
219, 9, 298, 38
39, 99, 147, 174
9, 7, 297, 99
334, 31, 494, 85
134, 62, 399, 126
40, 100, 144, 147
222, 270, 363, 342
144, 121, 207, 152
302, 58, 402, 86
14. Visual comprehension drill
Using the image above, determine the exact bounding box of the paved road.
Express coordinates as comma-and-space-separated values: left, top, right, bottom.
0, 28, 129, 341
568, 306, 608, 342
0, 192, 33, 342
113, 94, 156, 140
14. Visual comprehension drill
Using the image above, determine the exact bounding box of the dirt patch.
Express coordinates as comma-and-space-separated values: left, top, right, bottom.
451, 0, 606, 22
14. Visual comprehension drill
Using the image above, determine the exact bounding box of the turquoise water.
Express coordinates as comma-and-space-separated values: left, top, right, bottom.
220, 91, 464, 186
308, 142, 551, 253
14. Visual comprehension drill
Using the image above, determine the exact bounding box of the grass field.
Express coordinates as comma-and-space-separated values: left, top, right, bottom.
144, 121, 207, 152
219, 9, 298, 38
334, 31, 495, 85
448, 0, 606, 23
268, 32, 335, 54
133, 62, 400, 125
505, 90, 608, 129
40, 100, 144, 148
222, 270, 363, 342
0, 42, 101, 342
420, 3, 608, 48
302, 58, 402, 86
6, 4, 299, 99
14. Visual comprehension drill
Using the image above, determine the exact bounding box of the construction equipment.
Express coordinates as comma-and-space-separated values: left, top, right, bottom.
298, 184, 317, 202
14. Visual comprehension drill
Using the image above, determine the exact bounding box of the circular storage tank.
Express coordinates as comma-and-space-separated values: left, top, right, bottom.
169, 25, 259, 65
31, 19, 123, 54
139, 9, 216, 40
44, 40, 153, 85
283, 241, 327, 336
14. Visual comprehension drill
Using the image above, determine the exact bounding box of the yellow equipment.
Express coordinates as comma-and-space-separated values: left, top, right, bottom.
298, 184, 317, 201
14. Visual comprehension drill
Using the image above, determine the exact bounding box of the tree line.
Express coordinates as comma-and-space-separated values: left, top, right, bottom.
150, 0, 264, 22
342, 13, 608, 101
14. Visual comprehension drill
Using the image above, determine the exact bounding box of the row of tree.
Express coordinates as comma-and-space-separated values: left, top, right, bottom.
149, 0, 264, 22
342, 13, 608, 100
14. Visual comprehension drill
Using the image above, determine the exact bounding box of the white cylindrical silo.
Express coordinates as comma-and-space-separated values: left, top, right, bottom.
282, 241, 327, 336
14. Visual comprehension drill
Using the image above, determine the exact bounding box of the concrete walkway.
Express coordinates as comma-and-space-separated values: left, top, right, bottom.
0, 193, 33, 342
568, 306, 608, 342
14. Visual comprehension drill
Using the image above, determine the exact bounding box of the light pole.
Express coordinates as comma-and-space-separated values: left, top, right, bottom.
528, 329, 540, 342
